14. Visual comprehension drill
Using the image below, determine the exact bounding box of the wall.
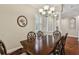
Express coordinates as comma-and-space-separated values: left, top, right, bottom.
0, 5, 36, 53
61, 18, 77, 37
76, 16, 79, 41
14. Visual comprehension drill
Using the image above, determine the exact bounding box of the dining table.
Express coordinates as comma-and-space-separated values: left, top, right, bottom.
20, 35, 79, 55
20, 36, 54, 55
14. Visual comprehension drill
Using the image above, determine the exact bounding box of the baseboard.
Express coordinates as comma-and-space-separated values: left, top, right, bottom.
68, 35, 79, 42
68, 35, 78, 38
7, 46, 23, 53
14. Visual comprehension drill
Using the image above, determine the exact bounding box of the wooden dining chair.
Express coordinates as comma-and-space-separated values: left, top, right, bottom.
37, 31, 45, 49
49, 36, 65, 55
27, 31, 36, 42
53, 26, 61, 43
49, 33, 68, 55
0, 40, 25, 55
27, 31, 36, 53
37, 31, 44, 39
61, 33, 68, 54
0, 40, 7, 55
62, 33, 68, 46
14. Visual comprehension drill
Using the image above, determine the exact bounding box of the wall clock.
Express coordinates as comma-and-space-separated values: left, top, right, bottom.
17, 15, 27, 27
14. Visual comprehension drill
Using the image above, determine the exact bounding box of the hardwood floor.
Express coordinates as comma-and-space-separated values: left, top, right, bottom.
65, 37, 79, 55
9, 36, 79, 55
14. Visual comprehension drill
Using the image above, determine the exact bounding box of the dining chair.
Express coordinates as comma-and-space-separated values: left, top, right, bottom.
61, 33, 68, 54
27, 31, 36, 53
49, 33, 68, 55
49, 36, 65, 55
0, 40, 28, 55
27, 31, 36, 42
37, 31, 44, 49
0, 40, 7, 55
53, 26, 61, 43
37, 31, 44, 39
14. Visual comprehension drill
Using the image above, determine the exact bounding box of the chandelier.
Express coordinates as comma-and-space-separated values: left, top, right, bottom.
39, 5, 59, 17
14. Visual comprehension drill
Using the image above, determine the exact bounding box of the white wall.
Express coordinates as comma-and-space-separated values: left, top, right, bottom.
0, 5, 36, 53
61, 18, 77, 37
76, 16, 79, 41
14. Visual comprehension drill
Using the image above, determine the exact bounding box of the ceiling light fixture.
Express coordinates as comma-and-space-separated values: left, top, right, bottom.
39, 5, 58, 17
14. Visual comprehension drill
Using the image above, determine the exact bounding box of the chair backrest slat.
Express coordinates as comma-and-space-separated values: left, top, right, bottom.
0, 40, 7, 55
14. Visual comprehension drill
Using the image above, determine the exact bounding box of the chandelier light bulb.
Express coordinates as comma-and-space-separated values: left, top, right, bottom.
50, 7, 55, 11
42, 11, 46, 15
54, 14, 57, 17
44, 5, 49, 11
48, 11, 52, 14
53, 13, 57, 17
39, 8, 43, 13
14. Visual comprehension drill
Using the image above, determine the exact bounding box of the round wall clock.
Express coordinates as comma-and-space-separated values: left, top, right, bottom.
17, 15, 27, 27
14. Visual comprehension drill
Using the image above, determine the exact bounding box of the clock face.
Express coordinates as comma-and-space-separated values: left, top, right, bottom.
17, 15, 27, 27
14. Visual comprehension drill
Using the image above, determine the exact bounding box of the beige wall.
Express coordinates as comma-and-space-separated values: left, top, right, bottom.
76, 16, 79, 41
61, 18, 77, 37
0, 5, 36, 52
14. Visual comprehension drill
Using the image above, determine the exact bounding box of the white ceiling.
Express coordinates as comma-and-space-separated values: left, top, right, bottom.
30, 4, 79, 18
62, 4, 79, 18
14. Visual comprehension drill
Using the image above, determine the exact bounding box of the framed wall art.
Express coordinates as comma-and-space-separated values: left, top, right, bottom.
17, 15, 27, 27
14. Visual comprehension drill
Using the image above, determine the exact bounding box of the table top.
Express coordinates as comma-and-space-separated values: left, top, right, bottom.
20, 36, 79, 55
20, 38, 54, 55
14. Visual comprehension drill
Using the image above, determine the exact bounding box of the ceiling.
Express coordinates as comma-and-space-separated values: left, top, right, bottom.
62, 4, 79, 18
30, 4, 79, 18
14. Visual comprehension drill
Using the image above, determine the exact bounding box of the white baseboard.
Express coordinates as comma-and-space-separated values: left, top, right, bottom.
68, 35, 79, 41
7, 46, 23, 53
68, 35, 78, 38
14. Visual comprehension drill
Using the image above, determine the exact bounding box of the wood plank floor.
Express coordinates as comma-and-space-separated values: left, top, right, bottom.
65, 37, 79, 55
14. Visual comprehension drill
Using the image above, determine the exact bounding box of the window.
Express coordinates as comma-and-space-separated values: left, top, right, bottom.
35, 14, 55, 33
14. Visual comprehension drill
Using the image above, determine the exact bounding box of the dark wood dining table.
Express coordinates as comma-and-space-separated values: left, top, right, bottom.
20, 36, 79, 55
20, 37, 54, 55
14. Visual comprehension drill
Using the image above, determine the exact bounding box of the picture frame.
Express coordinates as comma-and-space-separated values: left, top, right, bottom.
17, 15, 27, 27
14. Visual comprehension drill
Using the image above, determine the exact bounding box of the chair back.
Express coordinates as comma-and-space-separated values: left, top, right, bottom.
27, 31, 36, 42
50, 36, 64, 55
53, 30, 61, 43
37, 31, 44, 39
0, 40, 7, 55
61, 33, 68, 46
61, 33, 68, 54
52, 33, 68, 55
